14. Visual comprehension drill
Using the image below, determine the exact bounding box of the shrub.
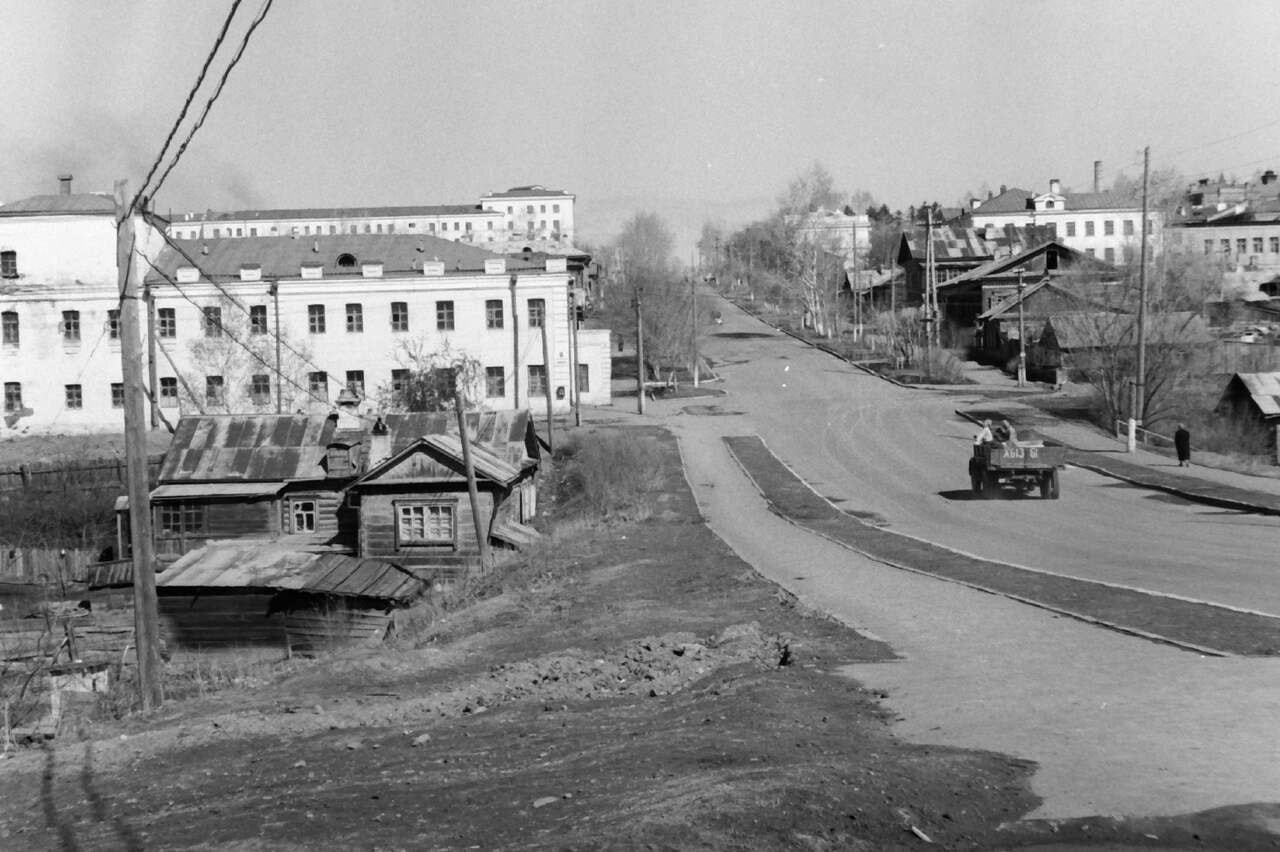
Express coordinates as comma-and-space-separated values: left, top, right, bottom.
551, 430, 665, 521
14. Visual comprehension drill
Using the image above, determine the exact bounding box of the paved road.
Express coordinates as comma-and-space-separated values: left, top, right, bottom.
622, 297, 1280, 823
692, 302, 1280, 616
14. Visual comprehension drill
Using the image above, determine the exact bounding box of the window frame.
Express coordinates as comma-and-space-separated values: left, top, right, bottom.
205, 375, 225, 406
202, 305, 223, 338
0, 250, 16, 279
528, 364, 547, 396
65, 384, 83, 410
1, 310, 18, 346
3, 382, 20, 413
157, 308, 177, 338
308, 371, 328, 401
485, 366, 505, 398
528, 298, 545, 328
308, 304, 326, 334
249, 304, 268, 335
345, 302, 364, 333
159, 377, 179, 407
436, 300, 455, 331
485, 299, 504, 330
345, 370, 365, 398
157, 502, 207, 536
390, 301, 409, 332
111, 383, 125, 409
107, 309, 120, 340
394, 499, 458, 549
250, 373, 271, 405
61, 310, 81, 343
288, 497, 318, 534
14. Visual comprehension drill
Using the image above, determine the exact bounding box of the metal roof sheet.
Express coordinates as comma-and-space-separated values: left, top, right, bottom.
1235, 372, 1280, 417
0, 193, 116, 216
157, 539, 425, 604
159, 415, 333, 483
152, 482, 282, 499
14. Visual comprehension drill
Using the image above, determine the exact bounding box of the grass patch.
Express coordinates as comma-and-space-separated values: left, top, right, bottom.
549, 429, 666, 522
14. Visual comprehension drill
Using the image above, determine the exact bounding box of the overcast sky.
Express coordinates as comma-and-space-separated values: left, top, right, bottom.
3, 0, 1278, 256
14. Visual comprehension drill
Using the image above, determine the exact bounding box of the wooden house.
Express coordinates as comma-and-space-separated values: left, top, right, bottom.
1216, 372, 1280, 457
896, 224, 1048, 310
1034, 311, 1212, 383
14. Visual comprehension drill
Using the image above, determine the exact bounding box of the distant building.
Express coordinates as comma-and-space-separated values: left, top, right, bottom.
792, 207, 871, 256
167, 185, 577, 253
970, 178, 1163, 264
896, 223, 1048, 309
1164, 171, 1280, 282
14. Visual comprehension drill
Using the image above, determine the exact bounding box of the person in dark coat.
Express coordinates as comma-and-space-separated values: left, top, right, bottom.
1174, 423, 1191, 467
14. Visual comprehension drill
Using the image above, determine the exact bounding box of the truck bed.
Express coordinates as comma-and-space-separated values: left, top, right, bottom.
974, 441, 1066, 470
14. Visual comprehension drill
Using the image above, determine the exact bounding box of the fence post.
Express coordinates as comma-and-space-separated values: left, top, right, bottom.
1127, 418, 1137, 453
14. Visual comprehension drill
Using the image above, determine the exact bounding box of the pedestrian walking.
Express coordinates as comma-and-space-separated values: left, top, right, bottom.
1174, 423, 1191, 467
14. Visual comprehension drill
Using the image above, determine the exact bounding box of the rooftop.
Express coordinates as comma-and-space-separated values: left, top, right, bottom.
482, 186, 573, 199
170, 204, 488, 223
0, 193, 117, 217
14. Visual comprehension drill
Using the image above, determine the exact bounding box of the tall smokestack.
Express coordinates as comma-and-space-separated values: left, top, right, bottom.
1093, 160, 1102, 193
57, 174, 73, 195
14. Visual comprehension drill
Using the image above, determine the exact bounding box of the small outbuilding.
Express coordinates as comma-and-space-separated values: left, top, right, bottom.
1216, 372, 1280, 460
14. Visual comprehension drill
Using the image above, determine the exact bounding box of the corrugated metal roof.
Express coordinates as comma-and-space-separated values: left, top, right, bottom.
0, 193, 116, 216
159, 415, 333, 483
971, 188, 1034, 215
152, 482, 282, 499
422, 435, 523, 483
1235, 372, 1280, 418
383, 409, 533, 461
157, 539, 425, 604
144, 234, 549, 285
1045, 311, 1211, 350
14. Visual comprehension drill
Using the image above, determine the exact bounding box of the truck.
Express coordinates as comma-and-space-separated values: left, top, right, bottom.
969, 440, 1066, 499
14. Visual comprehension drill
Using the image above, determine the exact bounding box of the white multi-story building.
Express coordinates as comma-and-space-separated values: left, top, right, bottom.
1, 180, 607, 435
167, 185, 577, 253
970, 179, 1162, 265
793, 207, 871, 256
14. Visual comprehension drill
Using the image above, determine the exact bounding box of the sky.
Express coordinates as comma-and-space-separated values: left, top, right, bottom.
3, 0, 1280, 259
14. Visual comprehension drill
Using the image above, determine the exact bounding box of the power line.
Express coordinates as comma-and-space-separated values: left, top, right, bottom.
129, 0, 245, 215
146, 0, 275, 205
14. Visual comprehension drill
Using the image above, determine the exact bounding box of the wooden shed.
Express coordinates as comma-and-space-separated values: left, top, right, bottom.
1216, 372, 1280, 458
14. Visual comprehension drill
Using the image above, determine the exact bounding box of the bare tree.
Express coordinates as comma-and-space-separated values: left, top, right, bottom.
376, 338, 484, 413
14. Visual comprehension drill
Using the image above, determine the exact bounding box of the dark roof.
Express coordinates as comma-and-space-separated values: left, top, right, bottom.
158, 415, 335, 483
943, 240, 1118, 290
1044, 311, 1211, 349
1054, 190, 1142, 211
483, 186, 572, 199
357, 434, 525, 488
172, 204, 486, 223
1223, 372, 1280, 418
383, 410, 537, 466
899, 224, 1034, 263
971, 188, 1033, 215
145, 234, 548, 283
0, 193, 116, 217
157, 539, 425, 604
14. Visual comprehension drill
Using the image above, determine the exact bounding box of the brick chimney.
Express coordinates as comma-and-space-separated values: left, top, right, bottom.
57, 174, 73, 195
1049, 178, 1062, 195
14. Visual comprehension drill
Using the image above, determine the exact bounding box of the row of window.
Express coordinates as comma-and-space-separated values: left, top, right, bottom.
507, 203, 562, 215
1047, 219, 1150, 239
1202, 236, 1280, 255
178, 214, 564, 241
1, 362, 591, 414
0, 299, 550, 347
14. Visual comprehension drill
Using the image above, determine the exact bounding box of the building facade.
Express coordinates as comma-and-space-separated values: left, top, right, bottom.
167, 185, 577, 254
1, 185, 608, 435
1163, 171, 1280, 278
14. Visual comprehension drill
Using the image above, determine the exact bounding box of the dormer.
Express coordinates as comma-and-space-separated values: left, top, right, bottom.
300, 262, 323, 279
484, 259, 507, 275
325, 439, 362, 478
239, 263, 261, 282
362, 261, 383, 278
544, 257, 567, 273
422, 260, 446, 276
176, 266, 199, 284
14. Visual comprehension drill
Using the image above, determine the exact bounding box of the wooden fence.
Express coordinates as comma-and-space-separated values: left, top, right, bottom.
0, 548, 98, 587
0, 455, 165, 494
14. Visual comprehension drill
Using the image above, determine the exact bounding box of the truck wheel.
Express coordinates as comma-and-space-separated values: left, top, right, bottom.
1041, 470, 1060, 499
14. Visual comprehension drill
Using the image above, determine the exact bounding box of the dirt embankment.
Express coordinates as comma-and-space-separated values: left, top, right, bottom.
0, 425, 1271, 850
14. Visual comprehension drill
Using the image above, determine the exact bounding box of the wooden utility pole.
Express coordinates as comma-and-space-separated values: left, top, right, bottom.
852, 216, 862, 342
689, 274, 700, 387
145, 287, 159, 429
453, 390, 489, 572
635, 286, 646, 415
114, 181, 162, 710
1016, 269, 1027, 387
509, 274, 521, 409
539, 303, 553, 453
1134, 146, 1151, 425
272, 282, 283, 413
925, 209, 936, 352
569, 283, 581, 427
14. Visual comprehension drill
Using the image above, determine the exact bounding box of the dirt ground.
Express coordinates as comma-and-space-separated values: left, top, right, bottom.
0, 425, 1274, 850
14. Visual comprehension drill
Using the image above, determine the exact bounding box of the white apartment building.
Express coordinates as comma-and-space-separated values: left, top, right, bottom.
1, 183, 607, 435
971, 179, 1162, 264
167, 185, 577, 254
1163, 171, 1280, 277
793, 207, 871, 256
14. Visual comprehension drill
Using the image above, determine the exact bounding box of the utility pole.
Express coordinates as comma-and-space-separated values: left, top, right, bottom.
453, 387, 489, 572
569, 282, 581, 427
689, 273, 700, 387
509, 274, 520, 409
635, 285, 646, 415
272, 282, 282, 413
925, 208, 936, 352
145, 287, 159, 429
1017, 269, 1027, 387
852, 215, 862, 342
1133, 146, 1151, 429
539, 302, 553, 453
114, 181, 162, 710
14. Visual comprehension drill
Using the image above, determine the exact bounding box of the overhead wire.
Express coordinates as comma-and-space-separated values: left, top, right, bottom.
128, 0, 245, 215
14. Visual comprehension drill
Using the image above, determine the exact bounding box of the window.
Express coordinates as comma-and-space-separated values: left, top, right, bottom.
1046, 223, 1057, 239
428, 223, 436, 232
1066, 221, 1076, 237
1254, 237, 1265, 254
376, 224, 383, 234
250, 305, 268, 335
453, 222, 460, 232
250, 227, 258, 237
396, 501, 456, 547
349, 225, 358, 235
337, 253, 357, 268
391, 368, 410, 395
158, 308, 176, 338
1104, 220, 1115, 236
159, 377, 178, 406
576, 363, 590, 393
436, 301, 455, 331
345, 370, 365, 397
465, 222, 473, 232
486, 299, 504, 329
235, 228, 243, 237
158, 503, 205, 535
1104, 247, 1115, 263
206, 375, 225, 405
62, 310, 81, 342
65, 384, 82, 410
1271, 237, 1280, 253
202, 306, 222, 337
290, 499, 317, 533
111, 383, 124, 409
250, 374, 271, 405
1086, 248, 1096, 257
388, 224, 396, 233
1045, 200, 1055, 209
553, 204, 560, 213
308, 304, 326, 334
528, 364, 547, 396
1, 311, 17, 346
390, 301, 409, 332
1124, 220, 1135, 236
527, 298, 546, 328
363, 224, 372, 234
212, 228, 221, 238
485, 366, 505, 398
107, 309, 120, 340
346, 303, 363, 333
1222, 239, 1232, 254
1237, 238, 1248, 254
553, 219, 560, 232
1085, 221, 1095, 237
0, 250, 16, 278
303, 372, 325, 403
1204, 239, 1213, 255
3, 382, 20, 413
526, 205, 534, 214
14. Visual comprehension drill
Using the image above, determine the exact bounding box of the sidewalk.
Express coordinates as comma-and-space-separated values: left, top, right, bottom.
957, 402, 1280, 515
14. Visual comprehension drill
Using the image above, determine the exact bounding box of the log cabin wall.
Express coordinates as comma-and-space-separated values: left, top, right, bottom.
154, 498, 278, 558
358, 486, 497, 580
